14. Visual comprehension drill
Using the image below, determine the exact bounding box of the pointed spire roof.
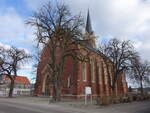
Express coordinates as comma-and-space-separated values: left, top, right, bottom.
86, 9, 93, 34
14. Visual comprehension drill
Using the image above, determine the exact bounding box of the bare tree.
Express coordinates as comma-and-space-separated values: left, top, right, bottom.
130, 57, 150, 94
0, 46, 31, 97
98, 38, 138, 93
0, 46, 13, 82
27, 2, 90, 101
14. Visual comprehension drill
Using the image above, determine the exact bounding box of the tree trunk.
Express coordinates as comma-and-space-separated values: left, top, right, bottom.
56, 87, 61, 101
52, 82, 61, 102
9, 79, 15, 98
140, 80, 143, 95
8, 74, 16, 98
110, 87, 116, 104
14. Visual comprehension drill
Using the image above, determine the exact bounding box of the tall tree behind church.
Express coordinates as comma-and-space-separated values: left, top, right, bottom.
98, 38, 138, 94
130, 57, 150, 94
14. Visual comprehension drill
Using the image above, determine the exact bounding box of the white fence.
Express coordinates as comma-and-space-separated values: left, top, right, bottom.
0, 88, 32, 97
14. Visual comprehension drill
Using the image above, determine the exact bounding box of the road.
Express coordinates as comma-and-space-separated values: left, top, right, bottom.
0, 100, 74, 113
0, 98, 150, 113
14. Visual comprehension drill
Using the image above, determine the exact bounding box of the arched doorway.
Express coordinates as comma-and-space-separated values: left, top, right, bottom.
43, 74, 51, 96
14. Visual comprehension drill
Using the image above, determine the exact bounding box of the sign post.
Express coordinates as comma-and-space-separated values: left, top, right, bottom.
85, 87, 92, 105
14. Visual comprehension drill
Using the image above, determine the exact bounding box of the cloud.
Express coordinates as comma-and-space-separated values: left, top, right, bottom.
0, 0, 149, 82
0, 7, 35, 49
18, 63, 35, 82
65, 0, 150, 61
0, 42, 11, 50
5, 0, 150, 61
0, 6, 35, 80
25, 0, 50, 11
20, 64, 33, 71
0, 8, 24, 41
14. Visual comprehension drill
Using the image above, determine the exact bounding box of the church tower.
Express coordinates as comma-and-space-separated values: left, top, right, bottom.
84, 9, 96, 48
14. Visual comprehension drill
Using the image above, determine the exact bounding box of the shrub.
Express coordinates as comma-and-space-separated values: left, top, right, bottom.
101, 96, 111, 105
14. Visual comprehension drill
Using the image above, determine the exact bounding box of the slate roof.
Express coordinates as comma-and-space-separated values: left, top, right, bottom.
73, 37, 112, 62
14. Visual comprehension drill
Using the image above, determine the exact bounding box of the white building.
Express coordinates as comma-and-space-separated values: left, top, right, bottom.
0, 75, 31, 97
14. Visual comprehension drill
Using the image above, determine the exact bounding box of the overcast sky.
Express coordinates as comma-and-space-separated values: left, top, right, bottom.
0, 0, 150, 83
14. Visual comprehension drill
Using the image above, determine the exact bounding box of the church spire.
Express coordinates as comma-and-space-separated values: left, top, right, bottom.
84, 9, 96, 48
85, 9, 93, 34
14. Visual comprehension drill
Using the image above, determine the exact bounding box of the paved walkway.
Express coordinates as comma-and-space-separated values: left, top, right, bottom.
0, 97, 150, 113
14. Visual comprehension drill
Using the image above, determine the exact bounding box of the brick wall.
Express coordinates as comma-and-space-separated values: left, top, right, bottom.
34, 41, 128, 99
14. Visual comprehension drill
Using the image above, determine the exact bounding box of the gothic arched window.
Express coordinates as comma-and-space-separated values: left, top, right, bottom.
82, 62, 87, 81
91, 60, 95, 83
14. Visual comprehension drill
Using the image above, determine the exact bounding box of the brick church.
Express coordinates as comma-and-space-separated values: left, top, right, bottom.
34, 10, 128, 98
